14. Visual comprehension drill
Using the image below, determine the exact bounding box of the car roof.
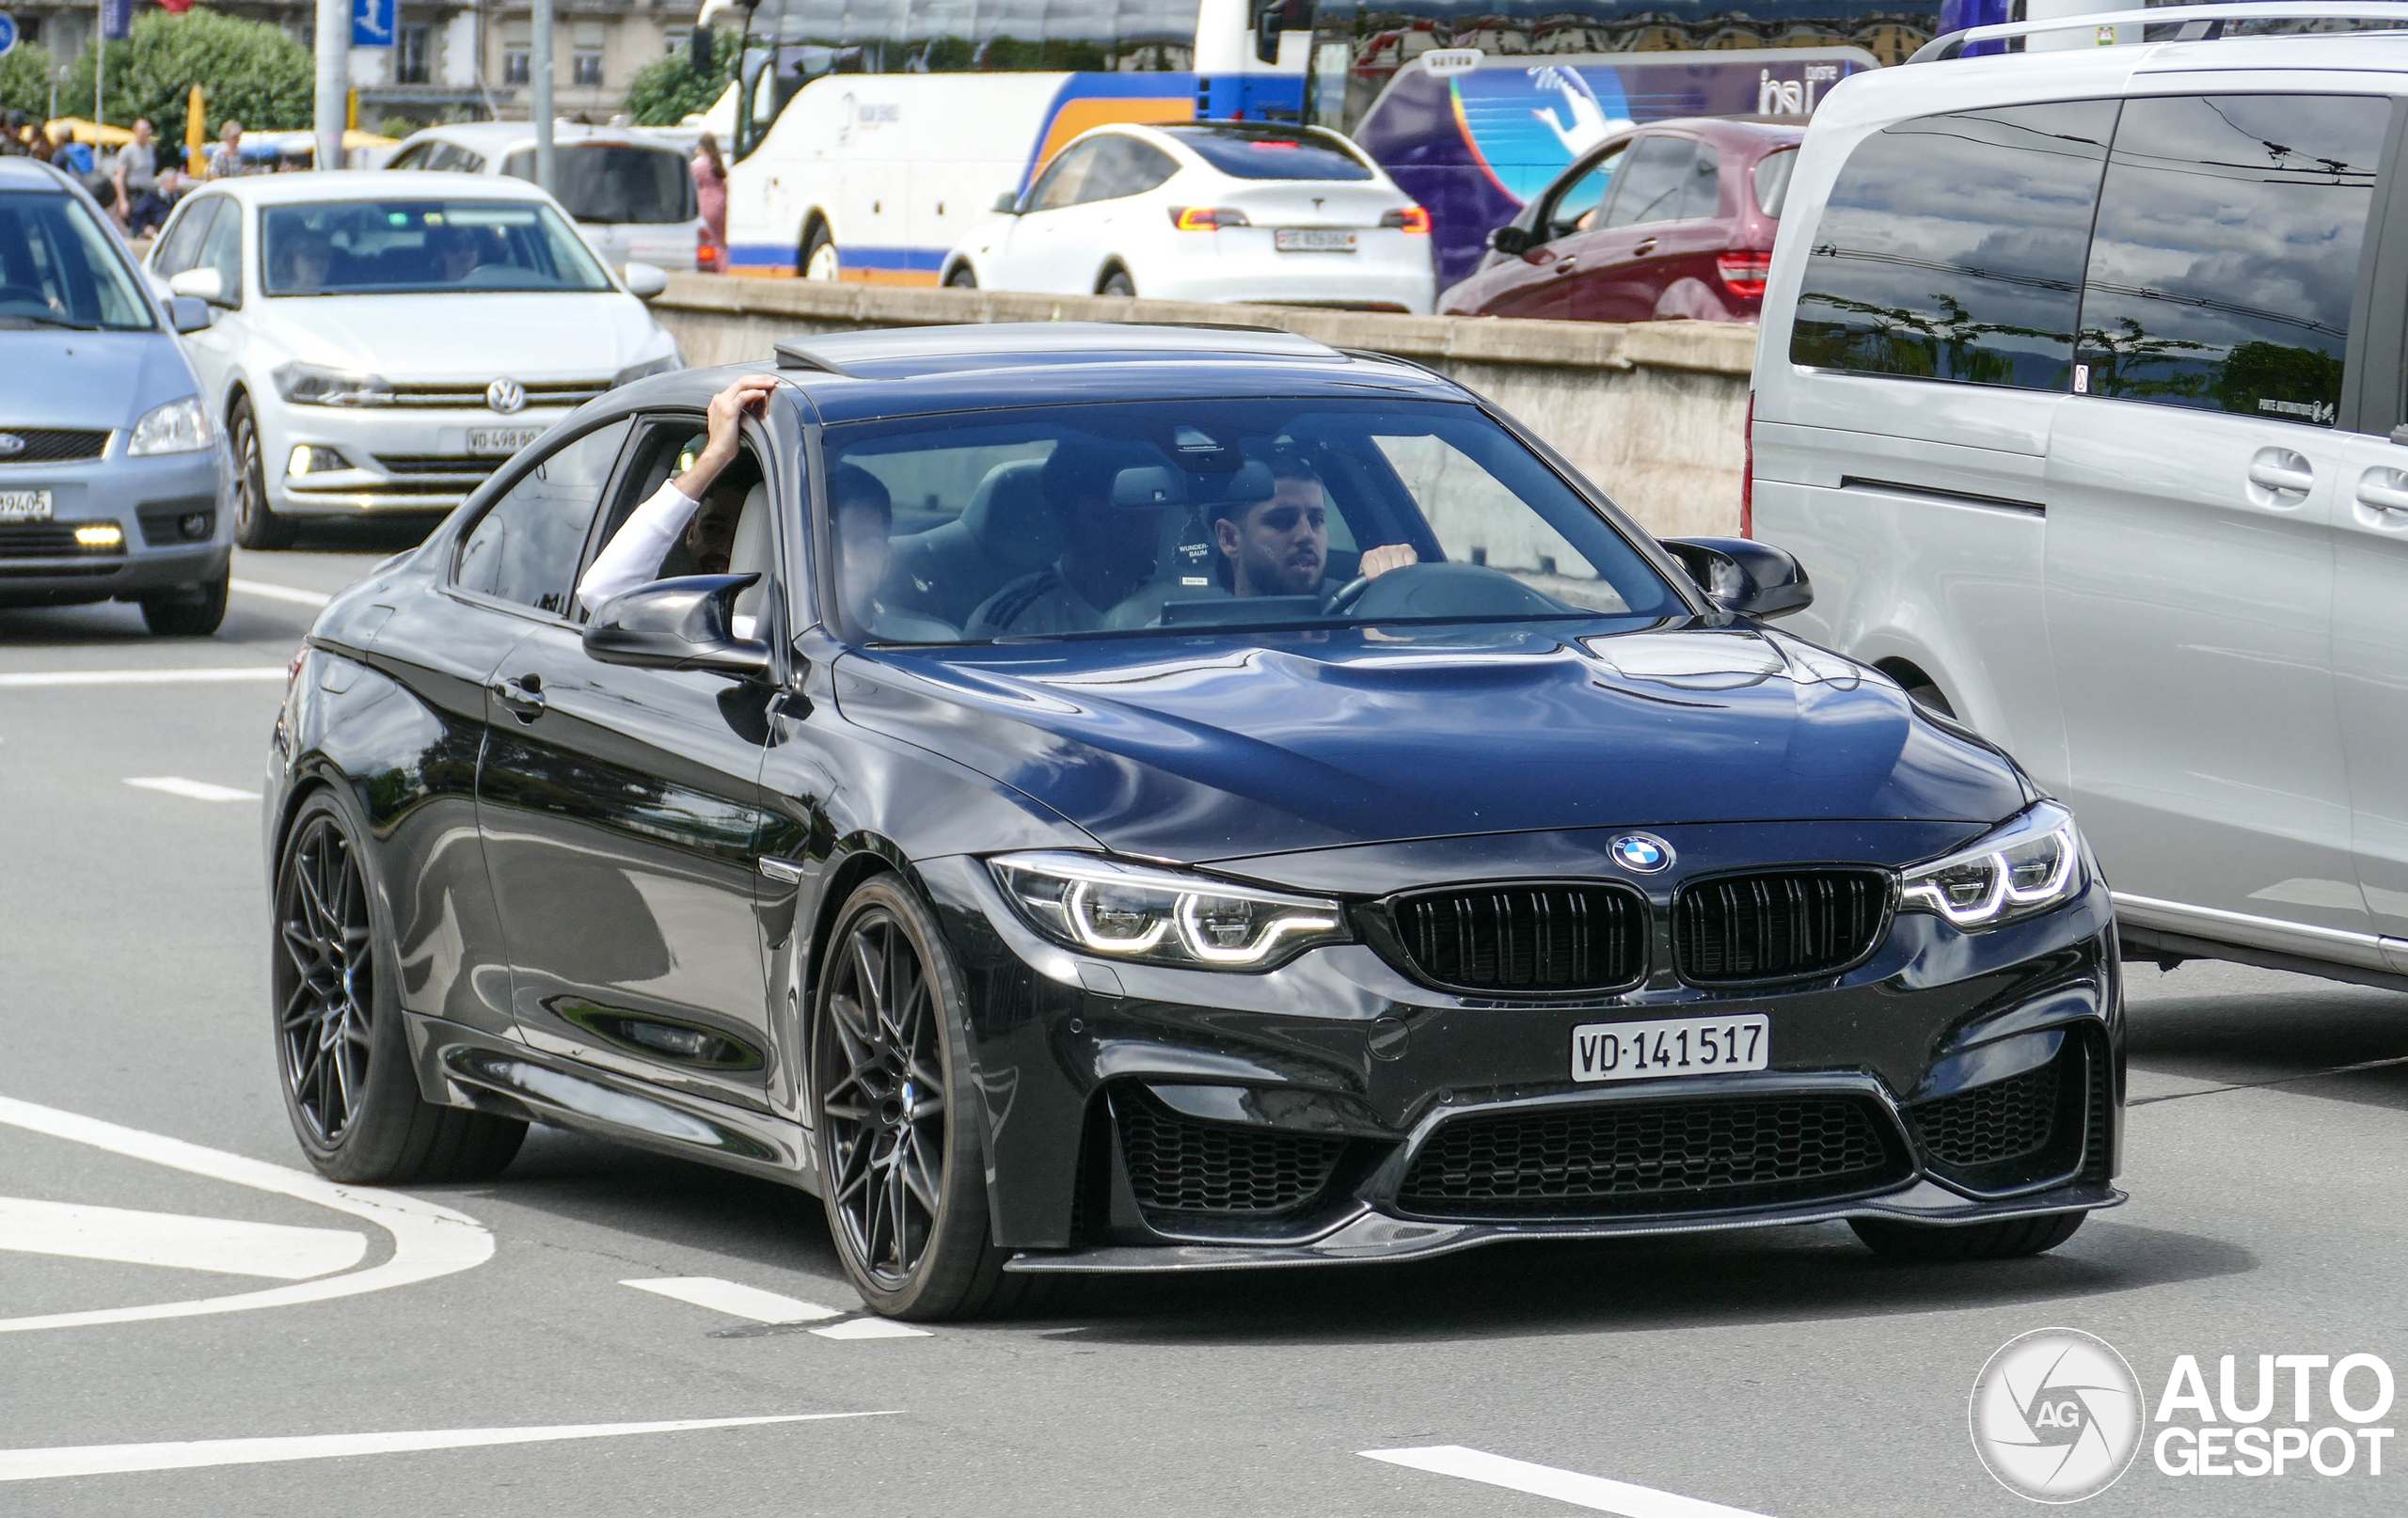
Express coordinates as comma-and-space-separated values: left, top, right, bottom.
405, 121, 680, 153
0, 158, 72, 192
184, 169, 569, 205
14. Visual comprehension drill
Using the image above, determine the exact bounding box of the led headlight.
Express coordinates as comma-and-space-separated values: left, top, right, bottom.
989, 851, 1350, 972
1900, 801, 2084, 930
275, 363, 395, 407
612, 355, 683, 387
126, 395, 213, 455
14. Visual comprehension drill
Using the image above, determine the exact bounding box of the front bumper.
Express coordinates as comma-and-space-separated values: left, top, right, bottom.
263, 402, 579, 517
0, 444, 230, 604
913, 825, 2125, 1270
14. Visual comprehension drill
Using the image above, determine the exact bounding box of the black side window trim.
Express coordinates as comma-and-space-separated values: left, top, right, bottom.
1537, 135, 1633, 244
2344, 93, 2408, 435
447, 412, 642, 621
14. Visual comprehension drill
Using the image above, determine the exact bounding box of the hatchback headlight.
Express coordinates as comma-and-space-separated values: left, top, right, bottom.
990, 852, 1350, 972
612, 355, 682, 387
275, 363, 395, 407
126, 395, 213, 455
1899, 801, 2085, 929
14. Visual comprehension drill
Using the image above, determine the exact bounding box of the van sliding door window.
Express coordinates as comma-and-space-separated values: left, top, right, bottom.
2072, 95, 2386, 428
1789, 101, 2117, 390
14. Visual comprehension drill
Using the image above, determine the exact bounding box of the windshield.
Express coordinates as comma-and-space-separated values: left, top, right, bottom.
502, 145, 698, 225
259, 198, 614, 296
828, 398, 1681, 644
1161, 126, 1373, 182
0, 189, 154, 331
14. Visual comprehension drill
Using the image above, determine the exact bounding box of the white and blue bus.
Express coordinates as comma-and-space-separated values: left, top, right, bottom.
706, 0, 1935, 288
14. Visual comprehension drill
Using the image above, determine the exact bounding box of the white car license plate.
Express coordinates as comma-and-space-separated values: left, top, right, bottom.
467, 428, 541, 456
0, 490, 53, 522
1572, 1014, 1769, 1083
1275, 229, 1357, 253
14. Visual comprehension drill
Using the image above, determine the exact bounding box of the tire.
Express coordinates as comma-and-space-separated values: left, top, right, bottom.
1099, 267, 1135, 298
944, 264, 977, 290
272, 790, 527, 1184
800, 223, 840, 282
1850, 1210, 2085, 1263
229, 397, 292, 550
141, 561, 229, 637
811, 874, 1041, 1320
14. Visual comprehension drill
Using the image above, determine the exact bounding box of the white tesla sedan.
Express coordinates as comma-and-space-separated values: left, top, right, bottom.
942, 122, 1436, 315
145, 171, 681, 547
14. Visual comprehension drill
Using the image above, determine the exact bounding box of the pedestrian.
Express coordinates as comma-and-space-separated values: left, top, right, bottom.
692, 132, 728, 268
207, 119, 246, 179
127, 164, 180, 238
0, 110, 27, 157
114, 118, 159, 228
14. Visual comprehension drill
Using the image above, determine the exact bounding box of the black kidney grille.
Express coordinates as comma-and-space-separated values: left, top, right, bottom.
0, 428, 109, 464
1392, 884, 1646, 992
1398, 1095, 1904, 1218
1115, 1091, 1347, 1215
1674, 869, 1888, 984
1909, 1061, 2058, 1170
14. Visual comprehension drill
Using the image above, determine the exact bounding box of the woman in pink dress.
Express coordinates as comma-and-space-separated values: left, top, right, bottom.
692, 134, 729, 273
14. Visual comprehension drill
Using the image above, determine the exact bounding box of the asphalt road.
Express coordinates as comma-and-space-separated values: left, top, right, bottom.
3, 530, 2404, 1517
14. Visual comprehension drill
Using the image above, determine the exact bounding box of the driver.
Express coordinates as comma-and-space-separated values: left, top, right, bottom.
1212, 456, 1416, 599
279, 230, 334, 293
430, 224, 482, 282
578, 372, 778, 618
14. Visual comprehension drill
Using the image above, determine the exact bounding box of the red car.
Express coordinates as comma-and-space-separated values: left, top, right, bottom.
1437, 118, 1802, 324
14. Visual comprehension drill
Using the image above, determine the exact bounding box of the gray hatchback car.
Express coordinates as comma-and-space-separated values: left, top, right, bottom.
1, 159, 231, 635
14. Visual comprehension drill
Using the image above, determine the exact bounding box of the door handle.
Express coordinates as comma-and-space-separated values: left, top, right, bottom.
1552, 255, 1579, 275
1633, 237, 1657, 255
490, 672, 546, 721
2360, 468, 2408, 514
2246, 449, 2314, 501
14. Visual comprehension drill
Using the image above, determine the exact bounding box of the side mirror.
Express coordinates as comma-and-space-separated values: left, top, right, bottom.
621, 261, 669, 299
1486, 225, 1535, 258
1660, 536, 1813, 620
991, 191, 1022, 215
584, 574, 771, 676
166, 295, 213, 334
168, 266, 228, 307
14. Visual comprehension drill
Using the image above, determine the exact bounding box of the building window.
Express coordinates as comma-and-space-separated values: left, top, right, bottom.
664, 26, 689, 55
396, 25, 430, 84
503, 47, 531, 84
572, 23, 605, 87
572, 51, 604, 85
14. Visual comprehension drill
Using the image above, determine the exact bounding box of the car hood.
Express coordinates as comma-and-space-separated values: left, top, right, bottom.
2, 328, 199, 430
835, 621, 2032, 864
247, 293, 657, 380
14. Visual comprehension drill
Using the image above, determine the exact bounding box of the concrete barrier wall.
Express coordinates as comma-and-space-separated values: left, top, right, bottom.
647, 274, 1754, 540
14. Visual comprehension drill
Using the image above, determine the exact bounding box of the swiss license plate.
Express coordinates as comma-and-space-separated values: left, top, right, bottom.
1275, 228, 1357, 253
1572, 1014, 1769, 1083
467, 428, 541, 456
0, 490, 53, 522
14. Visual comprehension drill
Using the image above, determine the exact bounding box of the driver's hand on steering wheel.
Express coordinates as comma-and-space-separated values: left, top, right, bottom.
1359, 544, 1418, 581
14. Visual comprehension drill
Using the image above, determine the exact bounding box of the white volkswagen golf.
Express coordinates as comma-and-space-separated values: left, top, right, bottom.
942, 122, 1436, 314
145, 171, 682, 547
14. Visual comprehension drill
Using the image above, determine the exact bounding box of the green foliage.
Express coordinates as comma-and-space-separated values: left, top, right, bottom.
0, 43, 60, 119
624, 27, 739, 128
377, 114, 427, 139
60, 8, 311, 148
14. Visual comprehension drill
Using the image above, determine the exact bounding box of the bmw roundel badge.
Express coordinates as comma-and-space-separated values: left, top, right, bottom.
1610, 833, 1674, 874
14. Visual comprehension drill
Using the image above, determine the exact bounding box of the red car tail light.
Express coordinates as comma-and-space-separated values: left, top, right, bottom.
1169, 207, 1250, 231
697, 229, 721, 271
1379, 206, 1432, 234
1717, 250, 1772, 299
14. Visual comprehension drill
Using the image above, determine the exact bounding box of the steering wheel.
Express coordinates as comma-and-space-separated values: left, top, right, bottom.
1322, 574, 1373, 615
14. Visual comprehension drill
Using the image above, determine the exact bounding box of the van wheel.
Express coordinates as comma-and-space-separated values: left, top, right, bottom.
230, 398, 292, 550
1850, 1210, 2085, 1262
142, 563, 229, 637
800, 224, 840, 281
945, 264, 977, 290
1099, 267, 1135, 298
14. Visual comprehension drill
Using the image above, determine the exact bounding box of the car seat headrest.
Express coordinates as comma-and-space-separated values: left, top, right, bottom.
962, 458, 1061, 573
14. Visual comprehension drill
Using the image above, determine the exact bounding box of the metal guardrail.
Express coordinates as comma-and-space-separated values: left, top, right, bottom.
1908, 1, 2408, 63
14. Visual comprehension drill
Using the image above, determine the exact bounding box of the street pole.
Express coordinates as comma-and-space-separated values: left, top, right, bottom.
531, 0, 554, 193
93, 0, 103, 134
313, 0, 347, 169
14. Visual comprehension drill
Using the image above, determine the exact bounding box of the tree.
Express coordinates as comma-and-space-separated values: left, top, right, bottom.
0, 43, 60, 120
624, 27, 739, 128
59, 8, 311, 150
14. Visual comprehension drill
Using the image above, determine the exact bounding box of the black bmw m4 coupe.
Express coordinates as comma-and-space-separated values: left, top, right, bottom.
265, 324, 2122, 1319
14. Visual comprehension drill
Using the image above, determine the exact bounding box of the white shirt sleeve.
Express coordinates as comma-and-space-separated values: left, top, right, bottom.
578, 480, 697, 615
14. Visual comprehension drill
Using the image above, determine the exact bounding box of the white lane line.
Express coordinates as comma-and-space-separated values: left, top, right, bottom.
0, 1412, 897, 1483
1361, 1447, 1775, 1518
621, 1277, 843, 1323
810, 1317, 932, 1340
0, 1197, 366, 1280
0, 668, 286, 688
230, 578, 332, 609
0, 1096, 492, 1335
124, 776, 261, 803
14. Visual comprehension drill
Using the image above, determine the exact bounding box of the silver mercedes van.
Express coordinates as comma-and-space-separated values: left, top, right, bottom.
1751, 4, 2408, 989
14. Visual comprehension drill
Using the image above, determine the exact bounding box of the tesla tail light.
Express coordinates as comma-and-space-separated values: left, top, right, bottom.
990, 851, 1350, 972
1379, 206, 1432, 234
1741, 389, 1755, 539
1169, 206, 1250, 231
1717, 250, 1772, 299
1899, 802, 2085, 930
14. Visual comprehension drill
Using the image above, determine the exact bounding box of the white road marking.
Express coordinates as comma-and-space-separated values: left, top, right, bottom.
1361, 1447, 1775, 1518
230, 578, 333, 609
0, 1197, 365, 1280
124, 776, 261, 803
0, 1096, 492, 1335
621, 1277, 843, 1323
810, 1317, 932, 1340
0, 667, 286, 688
0, 1413, 898, 1483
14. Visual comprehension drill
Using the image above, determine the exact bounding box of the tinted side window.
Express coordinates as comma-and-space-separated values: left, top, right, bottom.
1790, 102, 2118, 390
2075, 95, 2386, 427
153, 196, 220, 277
456, 419, 634, 613
1541, 142, 1627, 242
1028, 141, 1103, 212
1602, 135, 1697, 229
386, 143, 431, 170
198, 200, 246, 306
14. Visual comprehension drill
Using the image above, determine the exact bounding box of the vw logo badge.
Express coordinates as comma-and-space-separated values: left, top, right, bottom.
484, 378, 527, 415
1610, 833, 1674, 874
0, 434, 23, 457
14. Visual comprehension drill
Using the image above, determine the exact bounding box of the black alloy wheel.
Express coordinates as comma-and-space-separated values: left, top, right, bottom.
141, 563, 229, 637
813, 876, 1033, 1320
271, 791, 526, 1182
230, 398, 291, 550
1099, 267, 1136, 298
1850, 1210, 2085, 1262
